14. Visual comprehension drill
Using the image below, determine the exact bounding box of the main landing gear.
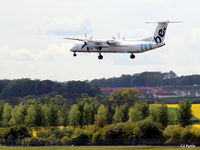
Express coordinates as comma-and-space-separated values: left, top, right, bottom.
73, 53, 77, 57
97, 47, 103, 60
130, 53, 135, 59
98, 54, 103, 60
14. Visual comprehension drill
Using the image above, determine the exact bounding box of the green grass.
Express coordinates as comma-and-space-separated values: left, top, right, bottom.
0, 146, 200, 150
167, 107, 199, 124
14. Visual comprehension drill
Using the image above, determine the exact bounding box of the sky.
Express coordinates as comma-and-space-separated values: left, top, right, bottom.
0, 0, 200, 81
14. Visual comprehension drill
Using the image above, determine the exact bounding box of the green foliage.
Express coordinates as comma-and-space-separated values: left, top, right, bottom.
163, 125, 184, 144
0, 79, 101, 100
129, 100, 149, 122
69, 104, 81, 127
118, 103, 129, 122
71, 130, 92, 145
1, 103, 12, 127
60, 104, 69, 126
91, 131, 103, 144
37, 128, 74, 139
41, 104, 49, 126
149, 105, 160, 122
0, 101, 5, 127
25, 105, 36, 127
102, 123, 125, 140
47, 103, 60, 126
109, 89, 141, 105
83, 103, 92, 126
123, 118, 163, 139
112, 105, 121, 123
134, 118, 163, 139
159, 103, 168, 128
177, 99, 192, 127
4, 125, 31, 140
95, 105, 108, 128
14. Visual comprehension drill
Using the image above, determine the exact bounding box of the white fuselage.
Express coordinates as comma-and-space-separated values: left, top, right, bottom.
70, 40, 165, 54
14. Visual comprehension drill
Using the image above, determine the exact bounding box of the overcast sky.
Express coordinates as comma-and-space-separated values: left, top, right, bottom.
0, 0, 200, 81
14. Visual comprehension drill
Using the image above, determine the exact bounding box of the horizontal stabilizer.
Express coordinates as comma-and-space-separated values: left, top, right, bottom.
146, 21, 182, 24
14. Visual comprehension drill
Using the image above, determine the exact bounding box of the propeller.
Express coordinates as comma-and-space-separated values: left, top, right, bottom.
81, 33, 93, 50
112, 33, 125, 40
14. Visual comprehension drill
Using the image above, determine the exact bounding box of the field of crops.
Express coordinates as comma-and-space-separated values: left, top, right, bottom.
0, 146, 199, 150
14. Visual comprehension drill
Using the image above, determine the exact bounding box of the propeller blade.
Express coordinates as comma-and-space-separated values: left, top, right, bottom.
81, 42, 87, 49
118, 33, 120, 40
84, 33, 87, 39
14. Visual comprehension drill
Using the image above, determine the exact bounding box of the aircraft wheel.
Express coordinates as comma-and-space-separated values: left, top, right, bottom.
98, 54, 103, 60
130, 54, 135, 59
73, 53, 77, 57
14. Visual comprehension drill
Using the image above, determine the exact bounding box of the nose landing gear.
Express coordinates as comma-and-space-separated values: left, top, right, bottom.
73, 53, 77, 57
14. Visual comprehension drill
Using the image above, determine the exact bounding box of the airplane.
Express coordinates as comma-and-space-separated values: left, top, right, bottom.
64, 21, 180, 60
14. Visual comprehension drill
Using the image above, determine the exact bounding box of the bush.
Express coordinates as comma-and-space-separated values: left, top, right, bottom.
70, 130, 92, 145
23, 137, 46, 146
135, 118, 163, 139
37, 128, 74, 139
102, 123, 125, 140
4, 126, 31, 140
163, 125, 184, 144
92, 131, 103, 144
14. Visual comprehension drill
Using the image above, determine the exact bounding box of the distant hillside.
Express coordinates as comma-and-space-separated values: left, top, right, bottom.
1, 71, 200, 100
90, 71, 200, 88
0, 79, 100, 99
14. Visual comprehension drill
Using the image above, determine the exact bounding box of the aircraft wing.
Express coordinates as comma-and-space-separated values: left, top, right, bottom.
64, 37, 121, 47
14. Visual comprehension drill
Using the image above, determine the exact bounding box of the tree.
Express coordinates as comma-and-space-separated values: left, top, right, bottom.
0, 101, 5, 127
25, 105, 36, 127
60, 104, 69, 126
95, 104, 108, 128
69, 104, 81, 127
89, 102, 99, 124
1, 103, 12, 127
83, 103, 92, 126
119, 103, 129, 122
109, 89, 141, 105
9, 103, 26, 126
34, 103, 42, 127
158, 103, 168, 128
149, 105, 160, 122
177, 99, 192, 127
47, 103, 59, 126
112, 105, 121, 123
129, 100, 149, 122
41, 104, 49, 126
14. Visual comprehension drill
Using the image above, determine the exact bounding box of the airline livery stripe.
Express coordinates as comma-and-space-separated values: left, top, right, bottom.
145, 44, 148, 51
140, 44, 144, 51
149, 43, 152, 50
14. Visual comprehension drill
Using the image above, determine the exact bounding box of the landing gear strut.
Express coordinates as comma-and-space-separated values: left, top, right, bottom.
130, 54, 135, 59
97, 47, 103, 60
98, 54, 103, 60
73, 53, 77, 57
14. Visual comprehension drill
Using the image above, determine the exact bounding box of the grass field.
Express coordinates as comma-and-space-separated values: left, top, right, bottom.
0, 146, 199, 150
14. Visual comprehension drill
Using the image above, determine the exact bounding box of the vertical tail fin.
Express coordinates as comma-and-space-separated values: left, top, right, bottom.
153, 21, 169, 44
146, 21, 181, 45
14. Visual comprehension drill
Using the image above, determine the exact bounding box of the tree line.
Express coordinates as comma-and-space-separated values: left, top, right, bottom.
0, 79, 100, 100
0, 89, 197, 146
91, 71, 200, 87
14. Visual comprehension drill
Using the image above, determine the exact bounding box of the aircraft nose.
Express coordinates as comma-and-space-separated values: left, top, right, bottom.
70, 46, 75, 52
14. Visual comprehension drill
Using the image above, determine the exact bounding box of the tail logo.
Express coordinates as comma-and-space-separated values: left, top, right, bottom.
154, 28, 166, 44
